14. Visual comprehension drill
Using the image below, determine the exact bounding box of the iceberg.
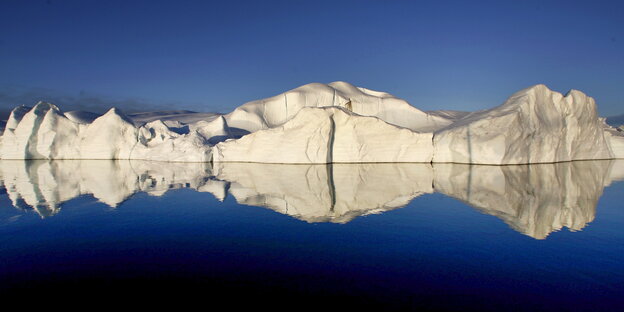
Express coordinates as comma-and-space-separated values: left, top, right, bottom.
0, 102, 224, 162
0, 82, 622, 164
433, 85, 614, 164
213, 107, 433, 163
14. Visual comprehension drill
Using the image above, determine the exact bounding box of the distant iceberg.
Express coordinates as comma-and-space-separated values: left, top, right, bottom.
1, 82, 622, 164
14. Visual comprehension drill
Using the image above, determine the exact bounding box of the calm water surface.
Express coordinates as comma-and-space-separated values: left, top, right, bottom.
0, 160, 622, 310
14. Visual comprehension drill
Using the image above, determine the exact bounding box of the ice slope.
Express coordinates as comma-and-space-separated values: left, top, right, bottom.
65, 110, 101, 124
78, 107, 138, 159
225, 81, 451, 133
188, 116, 232, 145
128, 110, 219, 125
426, 109, 471, 121
64, 110, 220, 126
603, 123, 624, 159
5, 105, 32, 130
433, 84, 614, 164
0, 102, 229, 162
0, 103, 81, 159
213, 107, 433, 163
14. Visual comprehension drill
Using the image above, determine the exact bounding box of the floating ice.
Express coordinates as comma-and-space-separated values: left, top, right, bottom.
0, 103, 224, 162
433, 85, 615, 164
0, 83, 622, 164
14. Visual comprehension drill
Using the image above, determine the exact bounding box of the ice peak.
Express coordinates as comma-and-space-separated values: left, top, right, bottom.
35, 100, 55, 105
6, 105, 32, 130
214, 115, 229, 128
328, 81, 357, 89
528, 83, 550, 91
102, 107, 134, 125
12, 104, 31, 111
512, 84, 560, 98
521, 84, 591, 100
564, 89, 590, 98
518, 84, 590, 101
104, 107, 123, 115
32, 101, 60, 113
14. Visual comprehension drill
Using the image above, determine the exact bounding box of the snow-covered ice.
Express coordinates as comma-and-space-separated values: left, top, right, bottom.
213, 107, 433, 163
433, 84, 614, 164
0, 82, 622, 164
224, 81, 452, 133
0, 103, 223, 162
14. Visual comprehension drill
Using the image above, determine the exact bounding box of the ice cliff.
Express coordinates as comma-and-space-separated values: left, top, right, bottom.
0, 102, 227, 162
433, 84, 615, 164
0, 82, 622, 164
213, 107, 433, 163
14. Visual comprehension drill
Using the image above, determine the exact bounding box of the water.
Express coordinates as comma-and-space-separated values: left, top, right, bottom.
0, 160, 623, 310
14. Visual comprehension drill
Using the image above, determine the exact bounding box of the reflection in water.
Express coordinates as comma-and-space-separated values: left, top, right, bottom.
435, 161, 622, 239
1, 159, 623, 239
215, 163, 434, 223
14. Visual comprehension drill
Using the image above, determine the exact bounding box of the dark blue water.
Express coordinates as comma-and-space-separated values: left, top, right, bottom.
0, 160, 622, 310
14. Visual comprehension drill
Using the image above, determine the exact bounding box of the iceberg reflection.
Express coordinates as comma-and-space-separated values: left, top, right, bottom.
434, 161, 619, 239
0, 159, 622, 239
214, 162, 434, 223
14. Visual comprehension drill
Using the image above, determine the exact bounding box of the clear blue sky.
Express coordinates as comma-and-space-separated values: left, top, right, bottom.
1, 0, 622, 117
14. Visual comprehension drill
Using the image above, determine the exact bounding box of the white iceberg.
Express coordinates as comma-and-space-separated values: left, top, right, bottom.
213, 107, 433, 163
0, 102, 226, 162
433, 84, 614, 164
0, 82, 622, 164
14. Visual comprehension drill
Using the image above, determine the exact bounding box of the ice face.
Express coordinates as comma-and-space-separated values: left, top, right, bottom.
433, 85, 614, 164
214, 107, 433, 164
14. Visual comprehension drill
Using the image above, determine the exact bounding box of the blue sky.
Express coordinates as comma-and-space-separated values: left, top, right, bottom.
1, 0, 622, 116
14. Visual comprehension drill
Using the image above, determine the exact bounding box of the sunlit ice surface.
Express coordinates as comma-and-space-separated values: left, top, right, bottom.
0, 160, 623, 309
